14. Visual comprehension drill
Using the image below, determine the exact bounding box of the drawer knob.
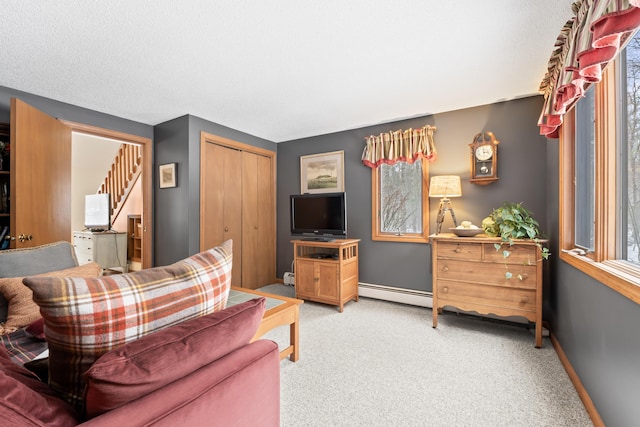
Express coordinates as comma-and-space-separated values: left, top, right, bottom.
454, 247, 462, 253
442, 266, 449, 272
521, 296, 529, 303
442, 287, 449, 293
520, 273, 529, 280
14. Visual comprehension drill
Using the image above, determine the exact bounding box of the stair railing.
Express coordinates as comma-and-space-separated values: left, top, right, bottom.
98, 144, 142, 223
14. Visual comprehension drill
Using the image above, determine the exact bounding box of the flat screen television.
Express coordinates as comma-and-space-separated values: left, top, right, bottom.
84, 193, 111, 232
290, 192, 347, 241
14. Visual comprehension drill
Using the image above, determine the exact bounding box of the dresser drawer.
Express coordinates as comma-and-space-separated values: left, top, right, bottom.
75, 250, 94, 265
437, 280, 536, 313
483, 242, 539, 265
436, 242, 482, 260
73, 233, 94, 253
435, 259, 538, 289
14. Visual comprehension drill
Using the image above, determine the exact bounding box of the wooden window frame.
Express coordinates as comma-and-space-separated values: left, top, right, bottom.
559, 59, 640, 303
370, 160, 429, 243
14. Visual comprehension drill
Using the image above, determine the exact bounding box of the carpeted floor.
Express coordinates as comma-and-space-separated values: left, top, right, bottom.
257, 284, 592, 427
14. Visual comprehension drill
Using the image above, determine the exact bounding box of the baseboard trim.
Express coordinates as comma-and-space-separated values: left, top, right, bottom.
358, 282, 433, 308
550, 333, 604, 427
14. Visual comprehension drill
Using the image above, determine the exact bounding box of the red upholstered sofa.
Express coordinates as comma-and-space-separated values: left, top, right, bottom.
0, 242, 280, 426
0, 297, 280, 426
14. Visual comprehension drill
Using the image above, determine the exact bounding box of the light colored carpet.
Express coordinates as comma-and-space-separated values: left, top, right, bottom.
257, 284, 592, 427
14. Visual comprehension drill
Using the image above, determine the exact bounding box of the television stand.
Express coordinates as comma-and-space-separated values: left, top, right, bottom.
300, 237, 336, 242
291, 238, 360, 312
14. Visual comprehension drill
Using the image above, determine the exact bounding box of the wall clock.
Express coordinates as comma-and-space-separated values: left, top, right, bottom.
469, 131, 499, 185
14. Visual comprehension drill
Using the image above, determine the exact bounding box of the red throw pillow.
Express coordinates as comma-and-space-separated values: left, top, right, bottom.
84, 296, 266, 418
25, 318, 45, 340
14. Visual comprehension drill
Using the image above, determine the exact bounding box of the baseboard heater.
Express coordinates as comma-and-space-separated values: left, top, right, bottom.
357, 282, 433, 308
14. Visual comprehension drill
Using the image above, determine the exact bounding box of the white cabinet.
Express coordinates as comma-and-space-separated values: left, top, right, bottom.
73, 231, 127, 271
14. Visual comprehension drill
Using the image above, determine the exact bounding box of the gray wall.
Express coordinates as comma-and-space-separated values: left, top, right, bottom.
277, 96, 548, 291
0, 86, 152, 139
153, 115, 191, 267
545, 139, 640, 426
153, 114, 277, 266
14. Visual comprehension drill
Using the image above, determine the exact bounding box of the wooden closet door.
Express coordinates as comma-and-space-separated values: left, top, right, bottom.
202, 143, 242, 286
201, 132, 276, 289
241, 151, 275, 289
241, 151, 258, 288
255, 152, 275, 286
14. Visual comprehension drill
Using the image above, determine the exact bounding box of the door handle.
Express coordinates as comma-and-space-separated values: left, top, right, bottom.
18, 234, 32, 243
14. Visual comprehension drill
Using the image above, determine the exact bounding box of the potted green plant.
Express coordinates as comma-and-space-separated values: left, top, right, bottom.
482, 202, 549, 279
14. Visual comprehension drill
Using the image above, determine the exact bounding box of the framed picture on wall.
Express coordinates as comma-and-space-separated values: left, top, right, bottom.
159, 163, 177, 188
300, 150, 344, 194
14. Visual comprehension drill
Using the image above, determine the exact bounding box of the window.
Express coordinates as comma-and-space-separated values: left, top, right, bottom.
560, 33, 640, 303
574, 86, 596, 252
621, 36, 640, 267
371, 159, 429, 243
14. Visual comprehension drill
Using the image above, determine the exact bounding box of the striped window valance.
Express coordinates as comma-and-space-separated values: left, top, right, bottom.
538, 0, 640, 138
362, 125, 437, 168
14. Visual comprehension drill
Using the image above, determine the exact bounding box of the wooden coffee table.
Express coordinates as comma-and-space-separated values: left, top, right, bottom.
228, 286, 303, 362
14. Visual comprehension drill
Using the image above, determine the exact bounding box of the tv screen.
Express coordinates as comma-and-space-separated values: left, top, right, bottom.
84, 193, 111, 232
290, 192, 347, 240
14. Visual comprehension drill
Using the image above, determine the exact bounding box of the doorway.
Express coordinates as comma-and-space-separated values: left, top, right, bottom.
63, 121, 152, 269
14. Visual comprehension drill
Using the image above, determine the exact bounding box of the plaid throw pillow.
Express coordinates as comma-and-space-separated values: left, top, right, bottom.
23, 240, 232, 412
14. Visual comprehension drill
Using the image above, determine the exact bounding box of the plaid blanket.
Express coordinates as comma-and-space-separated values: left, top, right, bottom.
0, 327, 48, 364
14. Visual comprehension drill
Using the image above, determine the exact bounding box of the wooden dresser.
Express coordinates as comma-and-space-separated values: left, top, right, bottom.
430, 233, 545, 347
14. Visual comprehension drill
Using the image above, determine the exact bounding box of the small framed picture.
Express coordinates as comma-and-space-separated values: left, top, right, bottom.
159, 163, 177, 188
300, 150, 344, 194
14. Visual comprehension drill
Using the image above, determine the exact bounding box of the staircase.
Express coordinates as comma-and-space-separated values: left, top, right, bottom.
98, 144, 142, 223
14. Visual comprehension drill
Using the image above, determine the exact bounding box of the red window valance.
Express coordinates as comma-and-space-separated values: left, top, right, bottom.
538, 0, 640, 138
362, 125, 437, 168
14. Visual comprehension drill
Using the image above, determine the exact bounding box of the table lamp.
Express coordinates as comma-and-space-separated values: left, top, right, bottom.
429, 175, 462, 234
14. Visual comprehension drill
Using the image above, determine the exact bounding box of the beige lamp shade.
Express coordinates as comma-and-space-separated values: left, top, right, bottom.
428, 175, 462, 198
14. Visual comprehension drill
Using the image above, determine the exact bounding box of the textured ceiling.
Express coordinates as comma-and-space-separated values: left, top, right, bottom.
0, 1, 574, 142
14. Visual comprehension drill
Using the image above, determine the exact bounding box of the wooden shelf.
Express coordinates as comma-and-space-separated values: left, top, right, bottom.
127, 215, 142, 263
0, 122, 10, 249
